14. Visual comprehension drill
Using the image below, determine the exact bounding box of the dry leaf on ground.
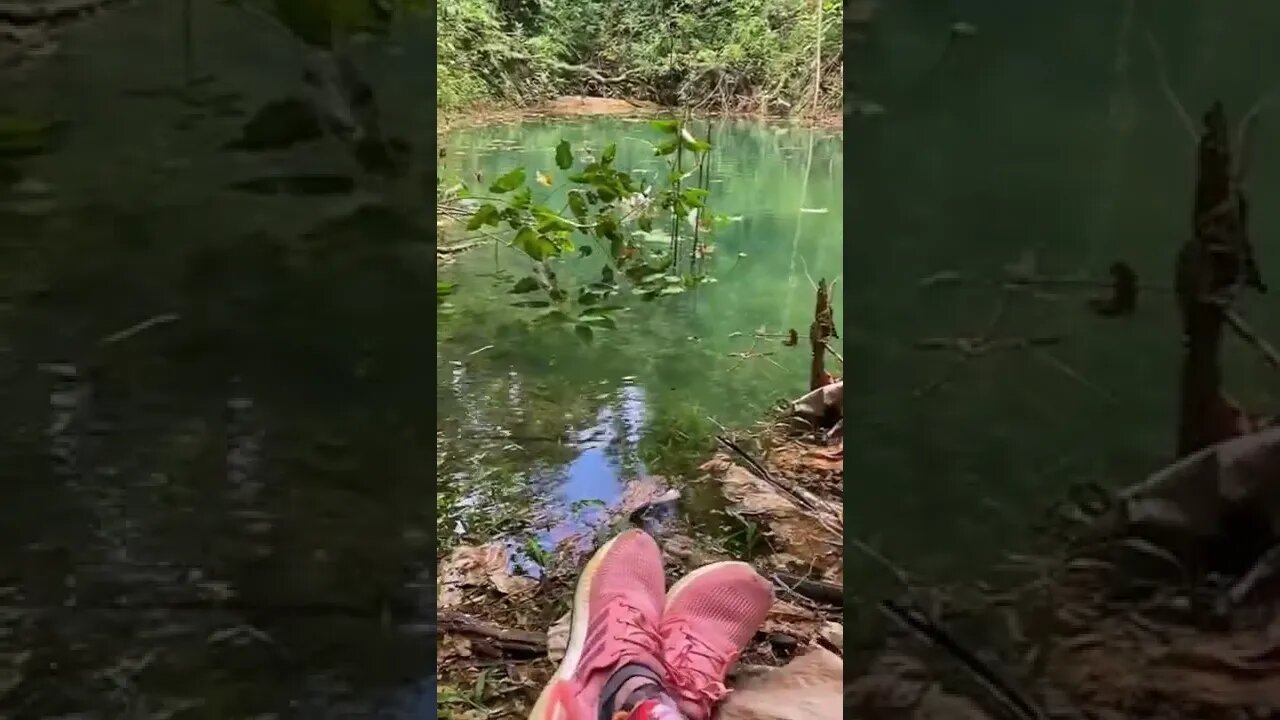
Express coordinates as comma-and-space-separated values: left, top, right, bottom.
438, 542, 538, 609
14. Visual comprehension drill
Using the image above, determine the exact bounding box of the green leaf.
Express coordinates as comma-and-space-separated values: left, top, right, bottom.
680, 187, 709, 208
567, 190, 588, 219
512, 227, 555, 260
533, 207, 576, 233
510, 276, 541, 294
467, 203, 501, 230
555, 140, 573, 170
536, 309, 573, 324
596, 213, 621, 243
601, 143, 617, 165
574, 324, 595, 343
654, 139, 680, 157
511, 186, 532, 210
489, 168, 526, 193
436, 281, 458, 304
682, 131, 711, 153
649, 119, 679, 134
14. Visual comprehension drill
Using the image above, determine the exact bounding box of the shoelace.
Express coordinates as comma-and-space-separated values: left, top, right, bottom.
595, 599, 664, 663
661, 621, 734, 708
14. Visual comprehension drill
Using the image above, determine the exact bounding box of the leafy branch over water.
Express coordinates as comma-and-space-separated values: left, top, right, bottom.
439, 117, 727, 342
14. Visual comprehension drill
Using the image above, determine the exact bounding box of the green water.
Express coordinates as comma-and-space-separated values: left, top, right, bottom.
848, 0, 1280, 595
437, 117, 844, 558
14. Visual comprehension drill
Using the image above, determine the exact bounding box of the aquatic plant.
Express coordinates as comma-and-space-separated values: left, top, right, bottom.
440, 117, 726, 341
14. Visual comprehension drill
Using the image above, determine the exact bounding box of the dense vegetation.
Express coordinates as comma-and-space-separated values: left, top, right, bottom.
436, 0, 844, 114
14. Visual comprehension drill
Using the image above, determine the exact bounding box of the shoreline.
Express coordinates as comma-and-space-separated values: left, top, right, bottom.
438, 95, 844, 136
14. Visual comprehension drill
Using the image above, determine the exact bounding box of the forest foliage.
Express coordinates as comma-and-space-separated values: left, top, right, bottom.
436, 0, 844, 114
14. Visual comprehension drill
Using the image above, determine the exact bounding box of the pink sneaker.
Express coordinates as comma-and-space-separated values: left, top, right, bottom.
659, 561, 774, 720
527, 529, 668, 720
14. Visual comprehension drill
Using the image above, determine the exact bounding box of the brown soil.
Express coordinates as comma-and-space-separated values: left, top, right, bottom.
542, 95, 663, 116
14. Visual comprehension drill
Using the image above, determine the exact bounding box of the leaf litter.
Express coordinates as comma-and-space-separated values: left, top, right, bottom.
437, 393, 847, 719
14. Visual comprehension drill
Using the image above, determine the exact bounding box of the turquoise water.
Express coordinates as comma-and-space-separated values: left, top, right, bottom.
437, 117, 844, 559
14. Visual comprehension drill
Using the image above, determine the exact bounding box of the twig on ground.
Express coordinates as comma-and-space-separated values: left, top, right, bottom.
714, 434, 841, 529
429, 611, 549, 657
771, 572, 844, 607
716, 435, 911, 585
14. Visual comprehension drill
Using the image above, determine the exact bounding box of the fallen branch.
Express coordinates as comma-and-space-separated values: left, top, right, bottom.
879, 599, 1048, 720
714, 435, 841, 532
437, 240, 486, 256
1223, 307, 1280, 370
436, 610, 548, 657
549, 61, 640, 86
772, 572, 844, 607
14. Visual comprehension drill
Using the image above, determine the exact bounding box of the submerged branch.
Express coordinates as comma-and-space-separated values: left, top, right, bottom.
1144, 32, 1197, 142
100, 313, 180, 345
1223, 307, 1280, 371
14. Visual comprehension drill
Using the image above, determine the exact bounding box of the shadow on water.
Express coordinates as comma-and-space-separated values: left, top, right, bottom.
0, 2, 842, 716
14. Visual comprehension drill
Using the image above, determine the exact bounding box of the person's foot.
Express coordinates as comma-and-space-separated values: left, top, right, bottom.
659, 561, 774, 720
527, 528, 668, 720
